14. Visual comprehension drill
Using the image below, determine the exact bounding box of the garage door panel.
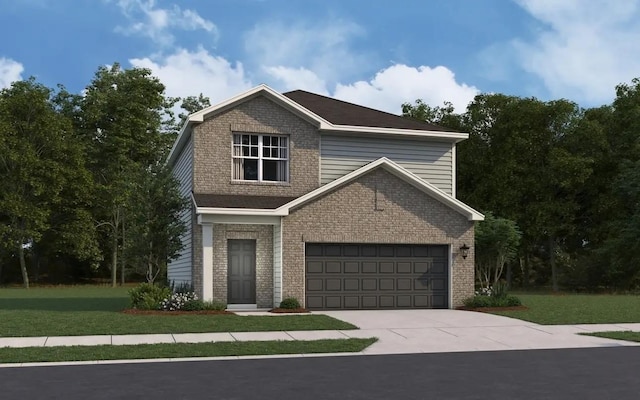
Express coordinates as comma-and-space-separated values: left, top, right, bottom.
325, 278, 341, 291
344, 278, 359, 291
305, 244, 449, 310
362, 296, 378, 308
344, 261, 359, 273
307, 278, 323, 291
397, 278, 412, 291
379, 262, 394, 273
325, 261, 341, 273
361, 261, 377, 273
414, 262, 429, 273
379, 296, 395, 308
325, 296, 342, 308
362, 278, 377, 291
431, 278, 446, 290
397, 262, 412, 273
397, 295, 412, 307
344, 296, 360, 308
379, 278, 395, 290
307, 261, 324, 274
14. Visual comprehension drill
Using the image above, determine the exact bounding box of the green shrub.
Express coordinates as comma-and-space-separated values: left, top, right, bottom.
182, 299, 205, 311
463, 294, 522, 308
129, 283, 171, 310
202, 300, 227, 311
279, 297, 301, 309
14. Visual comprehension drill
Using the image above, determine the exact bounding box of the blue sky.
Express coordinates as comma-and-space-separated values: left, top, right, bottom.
1, 0, 639, 114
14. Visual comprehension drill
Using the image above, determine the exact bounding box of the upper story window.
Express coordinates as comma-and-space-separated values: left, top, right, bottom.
232, 134, 289, 182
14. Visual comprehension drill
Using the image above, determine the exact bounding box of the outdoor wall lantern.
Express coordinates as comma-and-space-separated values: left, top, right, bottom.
459, 243, 470, 259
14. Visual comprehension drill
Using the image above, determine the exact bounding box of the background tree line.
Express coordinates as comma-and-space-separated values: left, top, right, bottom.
404, 77, 640, 291
0, 63, 210, 288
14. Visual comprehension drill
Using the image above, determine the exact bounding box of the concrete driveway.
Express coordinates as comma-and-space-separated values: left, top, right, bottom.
317, 310, 640, 355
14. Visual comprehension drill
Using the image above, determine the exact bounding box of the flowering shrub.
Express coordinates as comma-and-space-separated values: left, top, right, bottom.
475, 286, 493, 297
159, 291, 198, 311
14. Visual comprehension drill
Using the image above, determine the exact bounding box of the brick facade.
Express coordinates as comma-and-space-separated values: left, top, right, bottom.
192, 95, 320, 197
281, 168, 475, 307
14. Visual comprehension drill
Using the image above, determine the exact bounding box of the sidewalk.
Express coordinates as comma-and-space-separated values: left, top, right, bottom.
1, 322, 639, 351
0, 330, 351, 348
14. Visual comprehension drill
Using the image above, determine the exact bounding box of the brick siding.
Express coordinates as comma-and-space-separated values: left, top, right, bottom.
281, 168, 475, 307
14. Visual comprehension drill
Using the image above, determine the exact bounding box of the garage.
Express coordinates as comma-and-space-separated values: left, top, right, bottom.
305, 243, 449, 310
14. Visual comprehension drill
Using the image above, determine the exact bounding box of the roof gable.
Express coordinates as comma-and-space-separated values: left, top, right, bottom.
167, 84, 468, 166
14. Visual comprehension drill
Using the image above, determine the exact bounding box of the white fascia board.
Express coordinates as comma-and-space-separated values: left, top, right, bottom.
198, 214, 282, 225
278, 157, 484, 221
166, 120, 193, 166
320, 124, 469, 142
196, 207, 288, 216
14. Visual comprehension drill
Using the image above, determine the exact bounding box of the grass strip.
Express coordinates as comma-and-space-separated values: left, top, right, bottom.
581, 331, 640, 343
0, 338, 377, 364
0, 314, 357, 337
489, 294, 640, 325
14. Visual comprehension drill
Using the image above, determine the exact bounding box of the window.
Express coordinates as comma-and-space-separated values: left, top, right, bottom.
232, 134, 288, 182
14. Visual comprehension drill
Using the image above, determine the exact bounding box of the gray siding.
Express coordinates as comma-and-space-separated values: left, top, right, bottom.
320, 134, 453, 194
168, 138, 194, 286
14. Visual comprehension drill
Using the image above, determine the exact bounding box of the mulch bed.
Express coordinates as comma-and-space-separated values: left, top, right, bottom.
455, 305, 529, 312
269, 308, 311, 314
122, 309, 234, 315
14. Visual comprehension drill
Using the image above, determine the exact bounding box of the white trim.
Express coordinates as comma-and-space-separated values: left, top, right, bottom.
167, 84, 470, 166
199, 214, 282, 225
452, 144, 457, 199
196, 207, 289, 216
448, 244, 453, 309
273, 220, 283, 307
201, 223, 214, 302
277, 157, 484, 221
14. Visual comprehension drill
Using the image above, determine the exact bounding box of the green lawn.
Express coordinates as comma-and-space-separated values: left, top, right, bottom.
489, 293, 640, 325
582, 331, 640, 343
0, 286, 356, 337
0, 338, 377, 364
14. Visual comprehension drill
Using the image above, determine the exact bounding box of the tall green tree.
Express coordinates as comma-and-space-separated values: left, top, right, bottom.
79, 63, 173, 286
0, 78, 91, 288
475, 212, 521, 288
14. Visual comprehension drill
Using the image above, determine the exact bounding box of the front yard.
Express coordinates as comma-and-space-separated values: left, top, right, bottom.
489, 293, 640, 325
0, 286, 356, 337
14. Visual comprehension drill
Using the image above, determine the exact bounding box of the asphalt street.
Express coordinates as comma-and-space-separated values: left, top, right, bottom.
2, 347, 640, 399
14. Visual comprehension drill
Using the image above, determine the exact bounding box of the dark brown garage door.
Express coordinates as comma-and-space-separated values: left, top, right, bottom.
305, 243, 449, 310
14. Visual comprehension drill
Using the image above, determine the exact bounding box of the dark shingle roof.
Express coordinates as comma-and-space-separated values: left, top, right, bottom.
193, 194, 297, 209
283, 90, 460, 132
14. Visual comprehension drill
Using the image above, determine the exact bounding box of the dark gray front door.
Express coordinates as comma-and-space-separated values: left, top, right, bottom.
305, 244, 449, 310
228, 240, 256, 304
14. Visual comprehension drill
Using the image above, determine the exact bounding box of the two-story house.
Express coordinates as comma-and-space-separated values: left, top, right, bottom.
167, 84, 483, 310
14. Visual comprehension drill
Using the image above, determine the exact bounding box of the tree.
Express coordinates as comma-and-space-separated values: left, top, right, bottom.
475, 212, 521, 289
128, 165, 186, 283
0, 78, 88, 288
401, 99, 462, 129
79, 63, 172, 286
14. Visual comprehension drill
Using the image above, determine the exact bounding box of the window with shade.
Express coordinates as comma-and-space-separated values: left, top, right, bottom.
232, 134, 289, 182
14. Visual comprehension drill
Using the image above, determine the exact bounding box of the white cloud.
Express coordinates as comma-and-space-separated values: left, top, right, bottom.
129, 47, 252, 104
333, 64, 479, 114
245, 19, 369, 86
263, 66, 328, 95
0, 57, 24, 89
112, 0, 217, 47
513, 0, 640, 104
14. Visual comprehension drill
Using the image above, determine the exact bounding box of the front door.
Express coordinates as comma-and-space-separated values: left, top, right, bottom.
227, 240, 256, 304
